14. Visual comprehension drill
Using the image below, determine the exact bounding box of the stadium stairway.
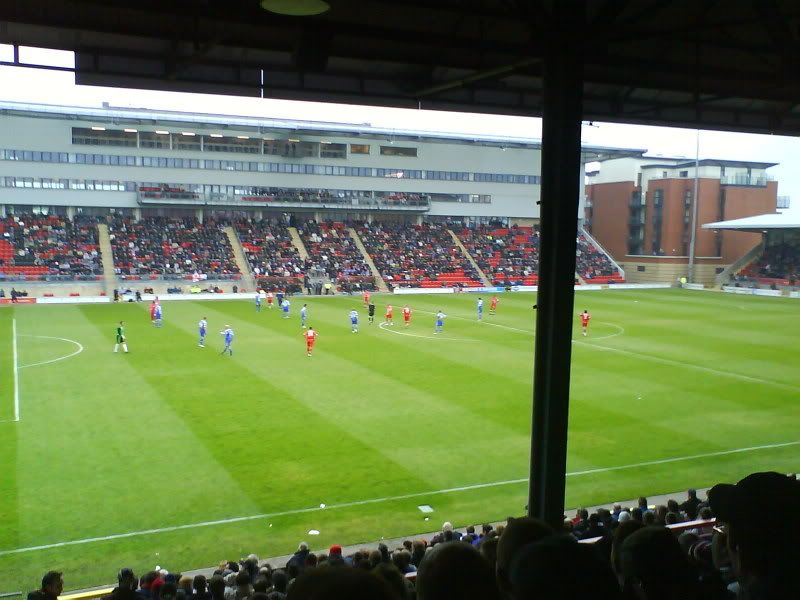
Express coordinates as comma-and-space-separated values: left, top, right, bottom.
715, 240, 764, 287
449, 229, 492, 286
97, 223, 118, 297
348, 227, 389, 292
288, 226, 310, 261
223, 226, 256, 292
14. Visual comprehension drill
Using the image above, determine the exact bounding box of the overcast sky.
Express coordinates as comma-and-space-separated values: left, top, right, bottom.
1, 45, 798, 216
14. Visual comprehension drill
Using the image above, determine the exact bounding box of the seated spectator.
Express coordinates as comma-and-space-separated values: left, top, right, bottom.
286, 567, 399, 600
619, 526, 699, 599
508, 534, 620, 600
191, 575, 212, 600
708, 471, 800, 599
416, 542, 499, 600
28, 571, 63, 600
495, 517, 554, 598
105, 569, 145, 600
680, 488, 703, 520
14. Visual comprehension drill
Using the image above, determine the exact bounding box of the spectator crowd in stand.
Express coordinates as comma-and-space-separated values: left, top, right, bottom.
297, 220, 372, 284
575, 232, 618, 281
108, 217, 239, 278
746, 240, 799, 283
0, 215, 103, 278
31, 472, 799, 600
457, 225, 541, 285
235, 218, 304, 279
358, 222, 482, 287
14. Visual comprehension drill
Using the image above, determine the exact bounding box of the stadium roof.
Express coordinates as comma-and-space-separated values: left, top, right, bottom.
703, 213, 800, 231
641, 158, 778, 169
0, 100, 646, 160
2, 0, 800, 135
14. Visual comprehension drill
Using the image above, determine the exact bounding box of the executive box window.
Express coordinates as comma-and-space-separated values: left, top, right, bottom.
350, 144, 370, 155
72, 127, 137, 147
320, 143, 347, 159
380, 145, 418, 157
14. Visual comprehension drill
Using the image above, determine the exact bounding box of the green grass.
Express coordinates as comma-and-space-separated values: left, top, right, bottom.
1, 289, 799, 592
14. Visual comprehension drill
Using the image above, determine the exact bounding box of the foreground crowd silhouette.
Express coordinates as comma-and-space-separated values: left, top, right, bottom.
29, 472, 800, 600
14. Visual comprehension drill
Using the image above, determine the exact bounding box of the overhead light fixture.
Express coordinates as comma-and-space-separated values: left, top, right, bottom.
209, 133, 224, 138
320, 140, 331, 144
260, 0, 329, 16
288, 138, 300, 143
237, 135, 250, 139
181, 132, 196, 136
91, 126, 106, 131
124, 128, 138, 133
155, 130, 169, 135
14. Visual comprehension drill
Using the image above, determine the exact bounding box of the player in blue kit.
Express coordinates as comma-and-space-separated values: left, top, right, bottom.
434, 310, 447, 334
220, 325, 234, 356
198, 317, 208, 347
255, 292, 262, 312
300, 303, 308, 328
154, 303, 163, 327
282, 298, 291, 319
350, 309, 359, 333
477, 297, 484, 321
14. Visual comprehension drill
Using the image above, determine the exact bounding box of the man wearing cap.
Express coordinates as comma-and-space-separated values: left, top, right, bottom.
328, 544, 345, 567
708, 471, 800, 599
104, 569, 145, 600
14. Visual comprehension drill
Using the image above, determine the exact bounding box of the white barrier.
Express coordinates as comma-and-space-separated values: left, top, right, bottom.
681, 283, 705, 291
722, 286, 783, 297
36, 296, 110, 304
138, 293, 249, 301
606, 283, 671, 290
790, 291, 800, 299
392, 288, 454, 295
575, 284, 603, 291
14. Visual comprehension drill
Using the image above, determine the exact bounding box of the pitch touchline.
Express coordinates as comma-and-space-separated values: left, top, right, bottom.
2, 439, 797, 556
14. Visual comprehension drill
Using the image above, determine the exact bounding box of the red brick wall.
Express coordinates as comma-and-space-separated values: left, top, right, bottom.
585, 181, 635, 260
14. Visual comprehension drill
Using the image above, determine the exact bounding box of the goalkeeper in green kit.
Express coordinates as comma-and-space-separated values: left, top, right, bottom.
114, 320, 129, 353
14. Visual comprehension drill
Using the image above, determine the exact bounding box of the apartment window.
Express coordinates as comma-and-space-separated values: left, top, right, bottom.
680, 170, 689, 177
350, 144, 370, 155
380, 145, 417, 157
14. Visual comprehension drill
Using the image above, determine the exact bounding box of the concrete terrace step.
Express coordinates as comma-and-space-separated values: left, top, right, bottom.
288, 226, 310, 261
96, 223, 118, 297
449, 229, 492, 287
224, 226, 256, 292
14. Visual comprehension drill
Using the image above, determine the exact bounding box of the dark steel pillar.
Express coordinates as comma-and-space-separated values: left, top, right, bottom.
528, 3, 585, 529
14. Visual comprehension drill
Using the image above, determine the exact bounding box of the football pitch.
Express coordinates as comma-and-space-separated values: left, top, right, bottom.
1, 289, 799, 592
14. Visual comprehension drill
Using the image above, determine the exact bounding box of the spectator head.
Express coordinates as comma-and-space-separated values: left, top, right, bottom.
253, 578, 269, 594
371, 563, 407, 600
709, 471, 800, 580
495, 517, 554, 597
417, 542, 498, 600
178, 577, 193, 595
578, 508, 589, 521
480, 537, 499, 576
118, 569, 137, 590
286, 567, 399, 600
160, 583, 178, 600
329, 544, 342, 557
442, 522, 454, 533
618, 511, 631, 523
41, 572, 63, 597
298, 542, 308, 551
638, 497, 649, 510
619, 526, 697, 600
642, 511, 656, 526
611, 520, 645, 578
208, 575, 225, 600
666, 499, 680, 513
271, 570, 288, 594
697, 506, 712, 520
305, 553, 317, 569
687, 488, 697, 500
665, 512, 681, 525
509, 534, 620, 600
192, 575, 207, 595
631, 507, 643, 522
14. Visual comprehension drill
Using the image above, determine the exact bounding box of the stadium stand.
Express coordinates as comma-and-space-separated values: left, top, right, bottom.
0, 215, 102, 279
575, 231, 624, 284
32, 472, 800, 600
456, 225, 541, 286
296, 220, 375, 287
234, 218, 304, 280
107, 216, 240, 279
357, 222, 483, 288
738, 240, 799, 286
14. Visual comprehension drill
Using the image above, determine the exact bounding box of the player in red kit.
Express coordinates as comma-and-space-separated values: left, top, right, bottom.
385, 304, 394, 326
489, 295, 499, 315
305, 326, 318, 356
266, 291, 274, 309
402, 305, 412, 327
149, 300, 157, 323
579, 310, 591, 336
363, 290, 370, 307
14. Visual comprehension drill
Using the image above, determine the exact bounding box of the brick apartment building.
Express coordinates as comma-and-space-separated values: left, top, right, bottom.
584, 157, 778, 285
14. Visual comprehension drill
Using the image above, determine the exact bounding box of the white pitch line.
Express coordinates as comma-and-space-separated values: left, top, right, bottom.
12, 318, 19, 422
378, 322, 475, 342
575, 339, 800, 393
2, 439, 797, 556
17, 335, 84, 369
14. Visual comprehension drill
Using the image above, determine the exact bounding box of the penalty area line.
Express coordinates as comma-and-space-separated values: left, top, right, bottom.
2, 439, 798, 556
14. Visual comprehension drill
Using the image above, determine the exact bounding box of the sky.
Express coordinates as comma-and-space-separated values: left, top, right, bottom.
1, 45, 798, 216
